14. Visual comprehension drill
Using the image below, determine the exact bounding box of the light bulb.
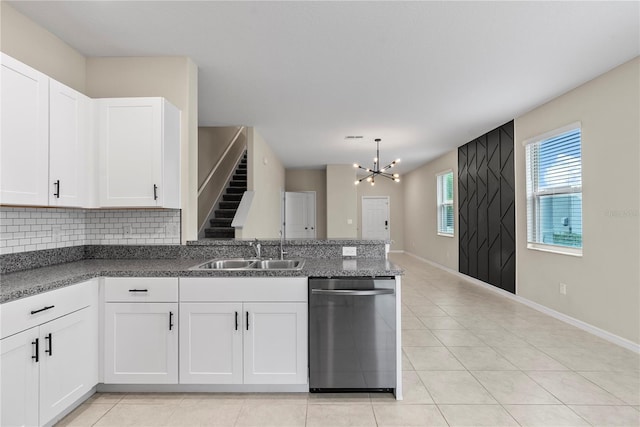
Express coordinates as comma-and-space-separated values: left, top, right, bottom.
394, 178, 400, 182
366, 176, 372, 182
371, 181, 375, 186
374, 157, 378, 163
354, 180, 359, 185
381, 168, 386, 172
366, 168, 371, 172
393, 173, 399, 178
353, 163, 359, 168
396, 158, 401, 163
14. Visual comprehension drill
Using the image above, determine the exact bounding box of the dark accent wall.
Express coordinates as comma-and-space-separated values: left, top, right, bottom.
458, 121, 516, 293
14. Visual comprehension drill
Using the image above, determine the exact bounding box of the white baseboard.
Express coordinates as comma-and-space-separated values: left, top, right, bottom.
404, 251, 640, 354
388, 250, 405, 254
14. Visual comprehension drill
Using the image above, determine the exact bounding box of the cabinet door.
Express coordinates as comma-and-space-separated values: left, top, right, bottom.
243, 302, 307, 385
39, 308, 96, 425
179, 303, 243, 384
104, 302, 178, 384
49, 80, 92, 207
0, 328, 39, 427
98, 98, 162, 207
0, 53, 49, 205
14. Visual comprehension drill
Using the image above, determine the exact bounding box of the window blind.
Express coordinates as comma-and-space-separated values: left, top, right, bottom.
526, 128, 582, 249
437, 171, 454, 235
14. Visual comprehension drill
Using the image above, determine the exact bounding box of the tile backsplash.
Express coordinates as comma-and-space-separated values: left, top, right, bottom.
0, 207, 180, 255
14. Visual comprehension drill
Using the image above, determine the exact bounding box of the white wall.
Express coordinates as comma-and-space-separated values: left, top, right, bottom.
403, 150, 459, 270
85, 57, 198, 243
357, 178, 405, 251
0, 2, 86, 92
238, 128, 285, 239
514, 58, 640, 345
326, 165, 358, 238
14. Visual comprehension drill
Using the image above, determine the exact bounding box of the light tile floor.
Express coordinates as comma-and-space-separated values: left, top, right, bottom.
57, 253, 640, 426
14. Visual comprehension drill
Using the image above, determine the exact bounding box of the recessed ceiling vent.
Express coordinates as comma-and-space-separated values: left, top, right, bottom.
344, 135, 364, 141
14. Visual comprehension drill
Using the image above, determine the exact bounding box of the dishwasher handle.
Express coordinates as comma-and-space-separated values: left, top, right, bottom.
311, 288, 394, 296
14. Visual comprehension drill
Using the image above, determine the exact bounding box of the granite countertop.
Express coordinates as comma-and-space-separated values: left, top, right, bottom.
0, 257, 403, 304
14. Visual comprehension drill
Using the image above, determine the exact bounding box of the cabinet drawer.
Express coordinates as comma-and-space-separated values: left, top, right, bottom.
0, 280, 97, 339
180, 277, 307, 302
104, 278, 178, 302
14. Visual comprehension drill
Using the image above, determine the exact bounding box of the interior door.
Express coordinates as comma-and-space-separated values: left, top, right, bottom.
361, 197, 390, 240
285, 192, 316, 238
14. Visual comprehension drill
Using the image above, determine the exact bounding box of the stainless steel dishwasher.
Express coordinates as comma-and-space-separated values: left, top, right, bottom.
308, 277, 396, 392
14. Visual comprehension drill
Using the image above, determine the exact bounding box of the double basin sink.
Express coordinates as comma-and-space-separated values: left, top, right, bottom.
191, 258, 305, 271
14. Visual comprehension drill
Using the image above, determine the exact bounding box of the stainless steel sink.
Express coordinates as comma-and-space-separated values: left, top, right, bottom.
190, 258, 304, 270
191, 259, 259, 270
254, 259, 304, 270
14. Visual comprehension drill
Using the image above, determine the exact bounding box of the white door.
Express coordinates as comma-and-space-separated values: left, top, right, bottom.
0, 328, 39, 427
0, 53, 50, 205
285, 192, 316, 238
39, 308, 95, 425
179, 303, 243, 384
98, 98, 162, 207
104, 302, 178, 384
243, 302, 307, 385
49, 80, 90, 207
362, 196, 390, 240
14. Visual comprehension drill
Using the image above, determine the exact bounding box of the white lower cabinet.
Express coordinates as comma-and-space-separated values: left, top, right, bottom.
243, 302, 308, 385
179, 277, 308, 386
102, 277, 179, 385
179, 303, 243, 384
0, 306, 96, 427
104, 303, 178, 384
0, 328, 39, 427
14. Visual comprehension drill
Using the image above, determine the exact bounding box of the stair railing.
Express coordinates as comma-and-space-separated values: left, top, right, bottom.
197, 127, 247, 237
198, 126, 245, 197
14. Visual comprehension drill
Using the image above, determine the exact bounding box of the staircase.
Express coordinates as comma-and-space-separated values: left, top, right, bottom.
204, 153, 248, 238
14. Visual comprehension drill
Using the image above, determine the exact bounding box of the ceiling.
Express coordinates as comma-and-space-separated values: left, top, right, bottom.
10, 1, 639, 175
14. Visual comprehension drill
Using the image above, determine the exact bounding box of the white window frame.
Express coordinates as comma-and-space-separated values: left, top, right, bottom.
524, 122, 583, 257
436, 170, 454, 237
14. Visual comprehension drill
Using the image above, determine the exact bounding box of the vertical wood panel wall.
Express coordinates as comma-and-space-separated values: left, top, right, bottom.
458, 121, 516, 293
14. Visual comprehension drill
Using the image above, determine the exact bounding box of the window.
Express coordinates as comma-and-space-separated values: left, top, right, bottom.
437, 171, 454, 236
525, 124, 582, 255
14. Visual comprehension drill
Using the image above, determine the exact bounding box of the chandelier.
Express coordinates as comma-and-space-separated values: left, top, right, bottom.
353, 138, 400, 186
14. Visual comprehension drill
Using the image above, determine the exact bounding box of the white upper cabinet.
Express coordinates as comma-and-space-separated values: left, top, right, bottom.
0, 54, 95, 208
0, 53, 50, 205
49, 79, 94, 207
97, 98, 180, 208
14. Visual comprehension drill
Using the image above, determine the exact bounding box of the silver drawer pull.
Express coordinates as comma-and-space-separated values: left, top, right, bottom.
311, 289, 394, 296
128, 289, 148, 293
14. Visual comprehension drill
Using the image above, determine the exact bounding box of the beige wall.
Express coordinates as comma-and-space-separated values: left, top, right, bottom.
0, 1, 86, 92
285, 169, 327, 239
86, 57, 199, 243
326, 165, 358, 238
357, 178, 405, 251
514, 58, 640, 345
403, 150, 459, 270
239, 128, 285, 239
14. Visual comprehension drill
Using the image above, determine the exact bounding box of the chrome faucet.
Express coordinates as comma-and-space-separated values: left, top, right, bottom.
279, 230, 287, 260
250, 239, 261, 259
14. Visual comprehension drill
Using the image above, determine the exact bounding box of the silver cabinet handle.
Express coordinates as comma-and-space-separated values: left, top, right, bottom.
311, 289, 394, 296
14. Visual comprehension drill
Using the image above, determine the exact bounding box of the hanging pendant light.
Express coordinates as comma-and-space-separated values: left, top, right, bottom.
353, 138, 400, 186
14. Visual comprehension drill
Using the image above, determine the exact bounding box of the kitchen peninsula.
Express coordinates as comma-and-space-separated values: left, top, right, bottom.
0, 239, 403, 427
